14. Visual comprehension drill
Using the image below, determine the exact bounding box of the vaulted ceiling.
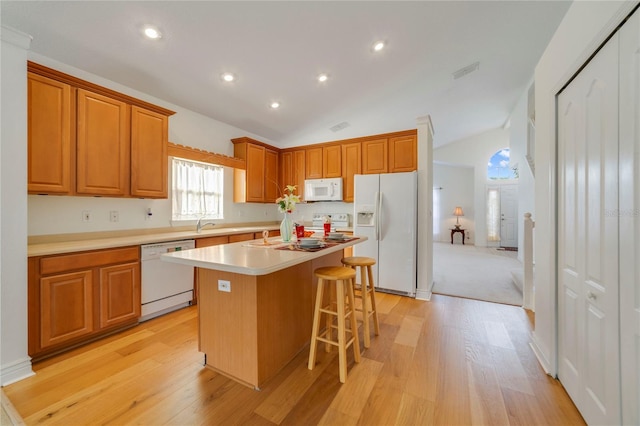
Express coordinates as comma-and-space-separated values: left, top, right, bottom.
1, 1, 571, 148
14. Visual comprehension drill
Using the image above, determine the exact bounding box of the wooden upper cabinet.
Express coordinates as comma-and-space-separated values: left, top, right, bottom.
130, 106, 168, 198
341, 142, 361, 202
27, 73, 73, 194
293, 150, 306, 200
232, 137, 283, 203
279, 151, 293, 194
389, 135, 417, 172
362, 138, 389, 174
76, 89, 130, 196
323, 145, 342, 178
264, 149, 279, 202
27, 62, 175, 198
305, 147, 323, 179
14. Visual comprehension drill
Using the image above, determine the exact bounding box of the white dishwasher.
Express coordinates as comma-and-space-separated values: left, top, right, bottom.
140, 240, 195, 322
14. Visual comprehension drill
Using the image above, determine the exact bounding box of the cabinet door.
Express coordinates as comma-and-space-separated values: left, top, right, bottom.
264, 149, 279, 202
305, 147, 323, 179
99, 262, 140, 329
293, 150, 306, 200
323, 145, 342, 178
130, 106, 168, 198
40, 270, 94, 349
389, 135, 417, 172
77, 89, 130, 195
196, 236, 229, 248
362, 138, 388, 174
341, 142, 361, 202
229, 233, 255, 243
27, 73, 73, 194
246, 144, 266, 202
279, 151, 293, 196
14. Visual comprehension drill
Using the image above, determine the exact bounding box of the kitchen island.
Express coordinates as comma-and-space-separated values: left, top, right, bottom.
161, 236, 366, 389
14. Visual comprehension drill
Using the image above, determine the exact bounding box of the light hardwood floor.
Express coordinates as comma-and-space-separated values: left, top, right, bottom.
3, 293, 585, 425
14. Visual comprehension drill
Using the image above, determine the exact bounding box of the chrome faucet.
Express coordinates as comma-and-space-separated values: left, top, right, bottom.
196, 217, 216, 233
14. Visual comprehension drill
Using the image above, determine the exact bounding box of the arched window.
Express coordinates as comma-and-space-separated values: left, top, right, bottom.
487, 148, 518, 180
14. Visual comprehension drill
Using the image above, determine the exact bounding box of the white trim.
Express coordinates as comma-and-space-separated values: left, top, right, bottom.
1, 357, 34, 386
0, 26, 32, 49
415, 287, 431, 301
529, 337, 551, 376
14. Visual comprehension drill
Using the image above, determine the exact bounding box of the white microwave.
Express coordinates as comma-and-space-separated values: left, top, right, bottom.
304, 178, 343, 201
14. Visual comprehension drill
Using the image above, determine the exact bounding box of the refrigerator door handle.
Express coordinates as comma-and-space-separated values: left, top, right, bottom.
375, 191, 381, 241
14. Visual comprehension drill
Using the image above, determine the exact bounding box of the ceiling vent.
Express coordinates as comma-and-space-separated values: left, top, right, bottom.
452, 61, 480, 80
330, 121, 350, 132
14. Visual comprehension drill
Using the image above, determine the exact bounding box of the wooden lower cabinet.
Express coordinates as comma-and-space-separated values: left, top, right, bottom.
29, 246, 140, 361
40, 270, 94, 348
99, 262, 140, 329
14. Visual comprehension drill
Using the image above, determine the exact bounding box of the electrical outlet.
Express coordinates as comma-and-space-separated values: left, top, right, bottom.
82, 210, 91, 222
218, 280, 231, 293
110, 210, 119, 222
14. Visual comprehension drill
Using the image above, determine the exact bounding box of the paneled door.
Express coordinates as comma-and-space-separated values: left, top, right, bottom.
619, 9, 640, 425
499, 184, 518, 248
557, 31, 620, 426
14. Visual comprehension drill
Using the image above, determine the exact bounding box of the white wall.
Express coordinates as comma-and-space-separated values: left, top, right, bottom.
532, 0, 636, 376
509, 79, 535, 262
433, 128, 511, 247
433, 163, 474, 243
26, 53, 286, 236
1, 27, 34, 385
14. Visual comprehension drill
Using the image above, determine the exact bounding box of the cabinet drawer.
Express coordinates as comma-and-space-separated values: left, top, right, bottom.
40, 246, 139, 275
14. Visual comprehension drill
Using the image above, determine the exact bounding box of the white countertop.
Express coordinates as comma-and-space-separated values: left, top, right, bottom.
27, 225, 280, 257
161, 236, 366, 276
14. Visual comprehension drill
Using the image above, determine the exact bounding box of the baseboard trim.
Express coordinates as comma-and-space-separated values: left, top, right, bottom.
530, 334, 553, 377
1, 357, 34, 386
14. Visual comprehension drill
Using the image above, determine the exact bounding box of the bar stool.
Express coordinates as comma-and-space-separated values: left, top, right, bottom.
308, 266, 361, 383
341, 256, 380, 348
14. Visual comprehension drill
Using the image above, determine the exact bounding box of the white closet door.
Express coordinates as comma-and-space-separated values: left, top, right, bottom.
557, 31, 620, 426
619, 9, 640, 425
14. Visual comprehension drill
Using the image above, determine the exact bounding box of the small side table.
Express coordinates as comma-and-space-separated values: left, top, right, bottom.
451, 228, 465, 245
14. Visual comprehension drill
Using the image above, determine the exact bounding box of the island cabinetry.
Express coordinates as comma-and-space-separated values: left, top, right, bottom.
362, 138, 389, 174
27, 62, 174, 198
27, 73, 73, 194
279, 150, 305, 199
197, 249, 343, 388
341, 142, 361, 202
29, 246, 140, 361
389, 134, 417, 172
193, 236, 229, 308
232, 137, 279, 203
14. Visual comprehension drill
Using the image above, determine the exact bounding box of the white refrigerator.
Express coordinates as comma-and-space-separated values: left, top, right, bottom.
353, 171, 417, 296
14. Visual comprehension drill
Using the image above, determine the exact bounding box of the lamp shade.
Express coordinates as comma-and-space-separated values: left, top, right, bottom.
453, 207, 464, 217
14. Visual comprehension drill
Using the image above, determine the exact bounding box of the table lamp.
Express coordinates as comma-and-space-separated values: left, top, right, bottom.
453, 206, 464, 229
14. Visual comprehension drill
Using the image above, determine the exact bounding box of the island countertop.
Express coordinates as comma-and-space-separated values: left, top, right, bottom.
161, 236, 366, 276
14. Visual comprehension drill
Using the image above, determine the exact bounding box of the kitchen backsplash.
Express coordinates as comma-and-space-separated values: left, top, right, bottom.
28, 166, 355, 236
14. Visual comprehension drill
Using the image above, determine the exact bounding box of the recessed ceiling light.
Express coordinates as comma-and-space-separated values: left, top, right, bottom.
221, 72, 235, 82
318, 73, 328, 83
143, 26, 162, 40
270, 101, 280, 109
373, 41, 385, 51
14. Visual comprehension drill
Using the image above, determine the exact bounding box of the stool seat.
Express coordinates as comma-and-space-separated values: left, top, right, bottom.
341, 256, 376, 267
341, 256, 380, 349
314, 266, 356, 281
308, 266, 360, 383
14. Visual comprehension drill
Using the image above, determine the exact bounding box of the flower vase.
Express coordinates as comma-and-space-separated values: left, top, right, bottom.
280, 212, 293, 242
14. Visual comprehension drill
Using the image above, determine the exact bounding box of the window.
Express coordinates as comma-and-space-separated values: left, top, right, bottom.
171, 157, 223, 221
486, 186, 500, 242
487, 148, 518, 180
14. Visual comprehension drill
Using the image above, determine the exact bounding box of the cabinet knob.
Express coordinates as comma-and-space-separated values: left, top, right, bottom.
587, 291, 597, 300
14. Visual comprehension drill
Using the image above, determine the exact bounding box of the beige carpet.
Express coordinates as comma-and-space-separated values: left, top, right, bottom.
432, 242, 523, 306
